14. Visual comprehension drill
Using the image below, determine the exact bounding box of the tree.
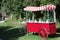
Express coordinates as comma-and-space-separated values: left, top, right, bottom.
0, 0, 7, 21
22, 0, 60, 21
0, 0, 60, 21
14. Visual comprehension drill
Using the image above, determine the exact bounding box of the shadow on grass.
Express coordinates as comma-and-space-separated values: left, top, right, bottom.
49, 34, 60, 38
0, 26, 26, 40
49, 28, 60, 38
56, 28, 60, 33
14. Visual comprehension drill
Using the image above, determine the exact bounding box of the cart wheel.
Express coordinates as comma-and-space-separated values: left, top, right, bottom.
38, 27, 48, 38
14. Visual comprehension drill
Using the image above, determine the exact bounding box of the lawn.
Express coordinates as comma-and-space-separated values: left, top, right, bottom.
0, 20, 60, 40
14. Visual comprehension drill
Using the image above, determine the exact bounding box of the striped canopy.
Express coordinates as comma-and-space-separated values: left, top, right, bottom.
24, 4, 56, 11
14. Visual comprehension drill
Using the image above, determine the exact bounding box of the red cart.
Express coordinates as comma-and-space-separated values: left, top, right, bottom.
23, 4, 56, 38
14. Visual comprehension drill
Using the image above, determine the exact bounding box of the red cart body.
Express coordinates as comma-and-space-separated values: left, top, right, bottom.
26, 22, 56, 35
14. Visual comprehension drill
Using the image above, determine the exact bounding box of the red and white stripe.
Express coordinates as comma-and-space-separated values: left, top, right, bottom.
24, 4, 56, 11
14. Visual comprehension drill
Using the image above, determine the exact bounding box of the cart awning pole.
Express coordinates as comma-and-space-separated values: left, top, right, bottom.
53, 10, 56, 22
47, 10, 49, 22
32, 13, 35, 21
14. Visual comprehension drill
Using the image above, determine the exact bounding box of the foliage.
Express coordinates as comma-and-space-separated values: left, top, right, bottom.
0, 0, 60, 21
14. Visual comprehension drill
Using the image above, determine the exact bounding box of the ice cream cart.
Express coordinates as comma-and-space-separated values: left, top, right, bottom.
23, 4, 56, 38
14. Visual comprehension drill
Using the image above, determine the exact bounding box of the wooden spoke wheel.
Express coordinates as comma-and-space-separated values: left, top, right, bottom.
38, 27, 48, 38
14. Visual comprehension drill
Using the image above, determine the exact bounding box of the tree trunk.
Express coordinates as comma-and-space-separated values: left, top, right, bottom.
19, 13, 22, 21
1, 12, 6, 21
9, 13, 13, 20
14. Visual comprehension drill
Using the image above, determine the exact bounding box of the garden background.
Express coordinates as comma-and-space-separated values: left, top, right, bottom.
0, 0, 60, 40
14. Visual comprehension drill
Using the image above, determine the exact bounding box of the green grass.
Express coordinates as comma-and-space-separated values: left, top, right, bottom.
0, 20, 60, 40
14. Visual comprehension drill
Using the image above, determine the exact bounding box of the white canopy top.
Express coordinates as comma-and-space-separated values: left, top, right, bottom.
24, 4, 56, 11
